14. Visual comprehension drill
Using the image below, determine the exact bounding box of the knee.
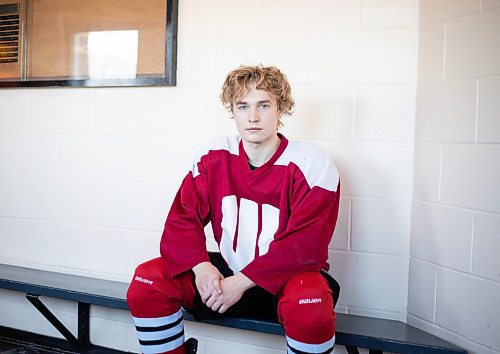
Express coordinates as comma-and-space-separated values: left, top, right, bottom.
278, 273, 335, 340
126, 257, 169, 311
293, 305, 334, 333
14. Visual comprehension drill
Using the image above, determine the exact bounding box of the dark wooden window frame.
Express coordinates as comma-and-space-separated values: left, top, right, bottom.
0, 0, 178, 88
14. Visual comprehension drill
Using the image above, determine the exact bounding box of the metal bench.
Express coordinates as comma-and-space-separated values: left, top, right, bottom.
0, 264, 467, 354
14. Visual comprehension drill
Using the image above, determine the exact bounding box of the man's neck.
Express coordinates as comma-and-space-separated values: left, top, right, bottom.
243, 134, 281, 167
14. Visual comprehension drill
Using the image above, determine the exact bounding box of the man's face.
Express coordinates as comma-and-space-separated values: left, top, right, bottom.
232, 86, 281, 146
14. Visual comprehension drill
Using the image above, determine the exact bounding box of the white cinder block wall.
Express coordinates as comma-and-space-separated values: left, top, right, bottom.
0, 1, 495, 354
409, 1, 500, 354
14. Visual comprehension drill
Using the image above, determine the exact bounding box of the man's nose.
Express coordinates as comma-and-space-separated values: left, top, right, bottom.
249, 108, 260, 122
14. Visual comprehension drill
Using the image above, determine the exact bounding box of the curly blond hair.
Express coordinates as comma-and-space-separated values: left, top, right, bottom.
220, 65, 294, 128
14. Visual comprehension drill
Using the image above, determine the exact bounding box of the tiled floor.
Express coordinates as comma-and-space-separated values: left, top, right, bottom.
0, 328, 131, 354
0, 336, 76, 354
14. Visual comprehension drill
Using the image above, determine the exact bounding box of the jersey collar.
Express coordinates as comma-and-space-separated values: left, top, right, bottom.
238, 133, 289, 178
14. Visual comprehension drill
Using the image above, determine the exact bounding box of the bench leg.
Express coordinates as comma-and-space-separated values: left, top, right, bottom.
26, 294, 90, 350
78, 302, 91, 349
345, 346, 382, 354
345, 345, 360, 354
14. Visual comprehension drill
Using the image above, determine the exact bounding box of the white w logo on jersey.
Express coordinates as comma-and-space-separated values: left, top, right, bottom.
219, 195, 279, 273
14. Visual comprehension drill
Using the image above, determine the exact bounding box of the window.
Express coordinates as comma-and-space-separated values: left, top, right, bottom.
0, 0, 178, 87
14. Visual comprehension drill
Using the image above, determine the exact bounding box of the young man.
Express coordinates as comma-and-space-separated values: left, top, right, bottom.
127, 65, 340, 354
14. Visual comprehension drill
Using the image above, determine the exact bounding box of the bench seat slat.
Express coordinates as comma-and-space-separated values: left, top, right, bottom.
0, 264, 129, 310
336, 314, 464, 353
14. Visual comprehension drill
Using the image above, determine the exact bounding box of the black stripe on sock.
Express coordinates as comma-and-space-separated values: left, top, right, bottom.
135, 316, 183, 332
287, 343, 334, 354
138, 329, 184, 346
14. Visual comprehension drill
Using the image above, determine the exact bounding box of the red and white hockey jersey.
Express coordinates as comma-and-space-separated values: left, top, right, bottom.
160, 134, 340, 295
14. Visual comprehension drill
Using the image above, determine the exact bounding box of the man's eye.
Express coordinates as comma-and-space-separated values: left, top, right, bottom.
258, 104, 269, 109
238, 105, 248, 110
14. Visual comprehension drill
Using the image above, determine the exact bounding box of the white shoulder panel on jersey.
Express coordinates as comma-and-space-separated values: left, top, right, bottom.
192, 135, 240, 177
275, 141, 339, 192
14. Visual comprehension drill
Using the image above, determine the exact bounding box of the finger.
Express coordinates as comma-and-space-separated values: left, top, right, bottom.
200, 292, 210, 304
211, 300, 222, 312
212, 277, 223, 294
205, 294, 215, 308
218, 304, 227, 314
200, 286, 212, 303
202, 280, 214, 297
205, 291, 219, 308
209, 287, 222, 304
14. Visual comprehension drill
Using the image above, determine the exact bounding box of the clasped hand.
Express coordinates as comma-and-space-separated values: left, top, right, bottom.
192, 262, 254, 313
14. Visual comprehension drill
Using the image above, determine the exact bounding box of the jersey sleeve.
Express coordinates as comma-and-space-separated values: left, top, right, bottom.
160, 154, 211, 277
241, 157, 340, 295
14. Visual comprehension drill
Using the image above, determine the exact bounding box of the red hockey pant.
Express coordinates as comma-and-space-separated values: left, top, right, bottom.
127, 257, 335, 354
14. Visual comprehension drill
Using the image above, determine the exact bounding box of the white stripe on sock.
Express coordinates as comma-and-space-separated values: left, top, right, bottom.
140, 334, 185, 354
137, 319, 184, 341
132, 309, 183, 328
286, 335, 335, 353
